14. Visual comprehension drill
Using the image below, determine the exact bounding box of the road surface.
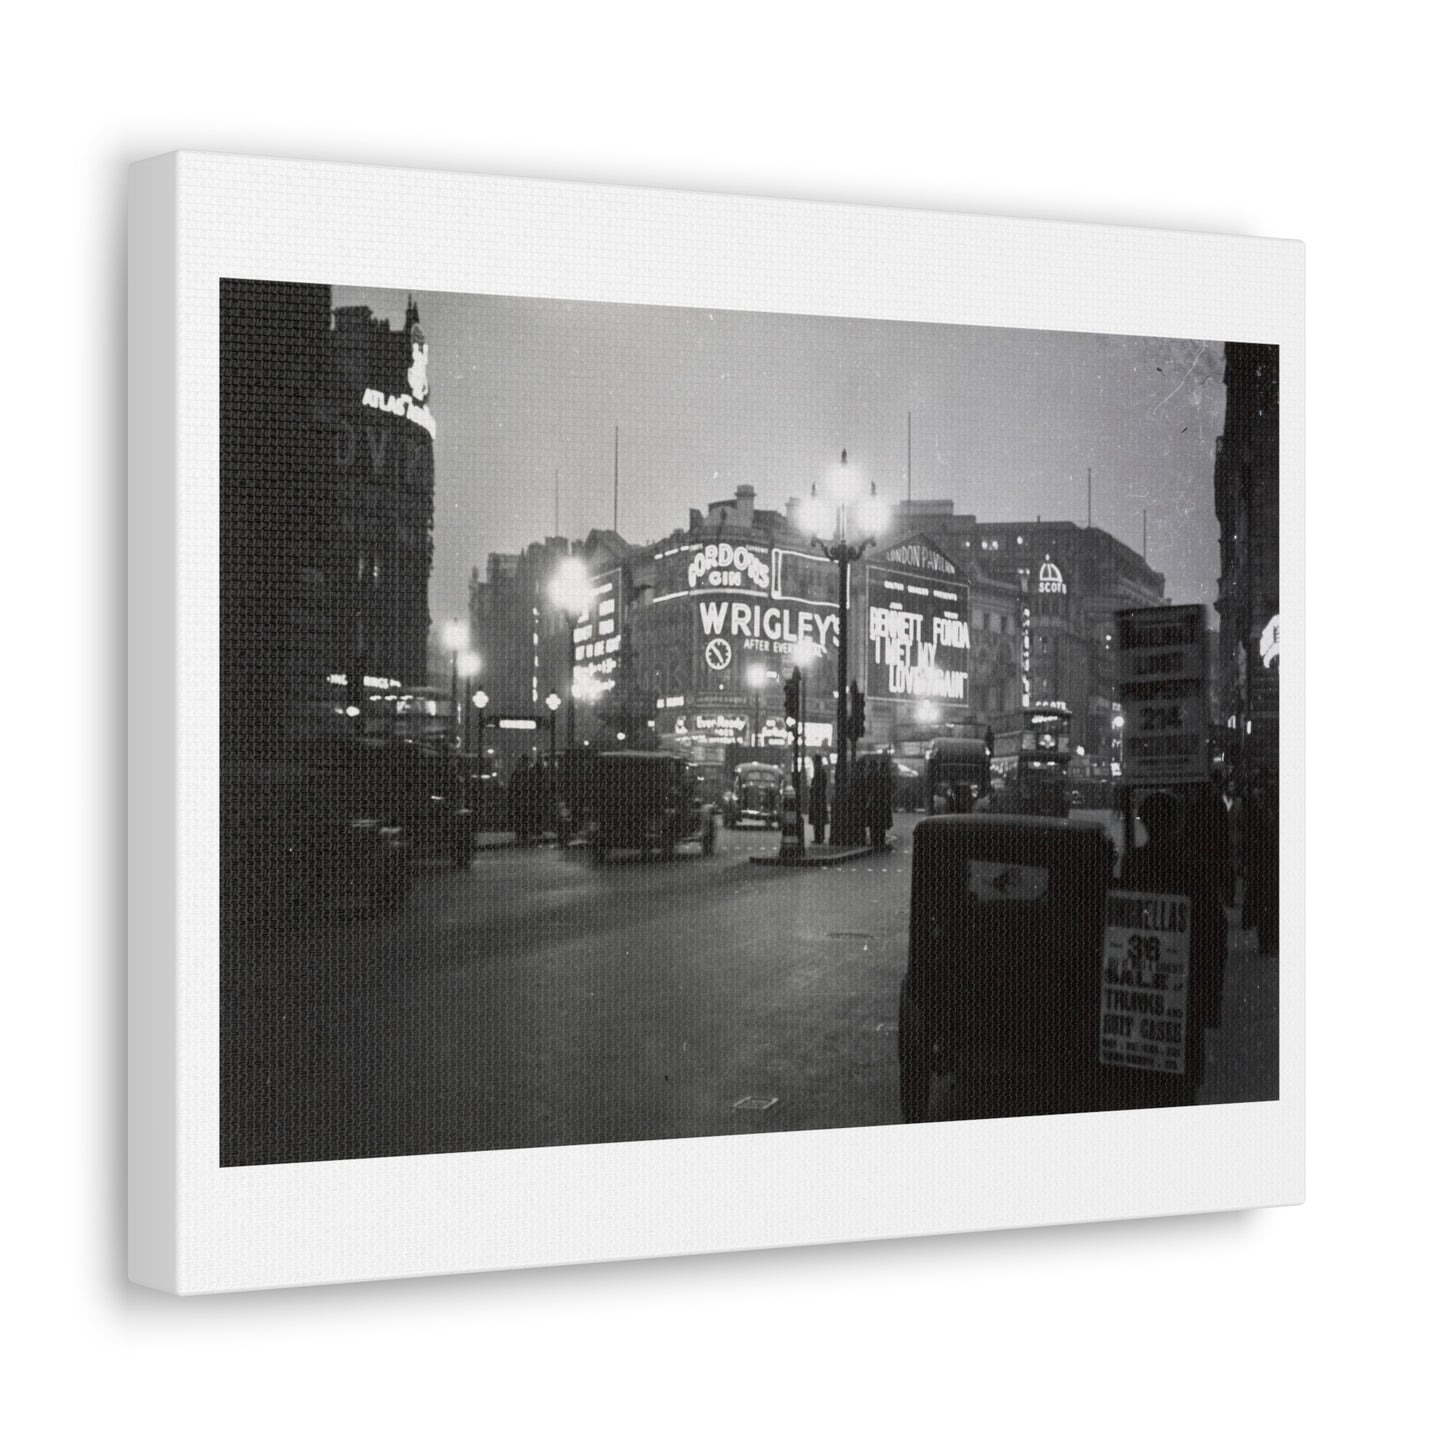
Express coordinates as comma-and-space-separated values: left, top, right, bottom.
221, 808, 1277, 1166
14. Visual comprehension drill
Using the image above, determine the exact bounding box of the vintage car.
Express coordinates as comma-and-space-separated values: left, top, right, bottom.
721, 762, 786, 828
516, 748, 595, 844
925, 738, 992, 815
583, 750, 718, 862
224, 737, 423, 927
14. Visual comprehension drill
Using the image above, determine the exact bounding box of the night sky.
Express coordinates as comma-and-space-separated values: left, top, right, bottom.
333, 286, 1226, 631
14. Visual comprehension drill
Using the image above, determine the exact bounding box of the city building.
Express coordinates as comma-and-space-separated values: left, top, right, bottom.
1213, 341, 1281, 778
894, 502, 1166, 756
220, 282, 439, 820
467, 483, 1159, 770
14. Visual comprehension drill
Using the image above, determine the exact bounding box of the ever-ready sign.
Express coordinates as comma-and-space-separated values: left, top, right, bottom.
1117, 603, 1210, 785
1099, 891, 1192, 1075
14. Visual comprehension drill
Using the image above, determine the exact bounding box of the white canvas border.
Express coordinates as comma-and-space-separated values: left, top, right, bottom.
132, 151, 1303, 1293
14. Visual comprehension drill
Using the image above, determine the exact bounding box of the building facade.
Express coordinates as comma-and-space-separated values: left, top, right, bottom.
466, 483, 1157, 769
894, 501, 1167, 756
1213, 341, 1281, 779
220, 281, 438, 825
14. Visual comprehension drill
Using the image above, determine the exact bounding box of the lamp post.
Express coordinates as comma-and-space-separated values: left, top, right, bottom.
457, 651, 480, 753
746, 662, 767, 748
545, 691, 561, 767
442, 620, 471, 752
549, 554, 593, 750
800, 450, 889, 843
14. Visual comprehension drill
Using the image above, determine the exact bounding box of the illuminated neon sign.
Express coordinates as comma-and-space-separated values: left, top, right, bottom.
686, 542, 771, 593
361, 387, 436, 438
1037, 556, 1067, 594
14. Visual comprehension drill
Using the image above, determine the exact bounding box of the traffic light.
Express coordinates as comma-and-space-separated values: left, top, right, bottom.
849, 680, 866, 740
984, 725, 995, 756
784, 668, 801, 722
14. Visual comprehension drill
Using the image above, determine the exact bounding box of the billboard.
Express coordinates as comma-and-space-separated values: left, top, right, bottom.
1117, 603, 1210, 785
572, 569, 623, 698
637, 542, 839, 708
863, 565, 970, 705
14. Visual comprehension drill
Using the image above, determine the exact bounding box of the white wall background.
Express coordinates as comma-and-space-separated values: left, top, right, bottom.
5, 4, 1433, 1440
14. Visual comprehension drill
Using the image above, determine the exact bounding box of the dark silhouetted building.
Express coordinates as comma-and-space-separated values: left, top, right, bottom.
220, 282, 437, 829
1213, 342, 1280, 778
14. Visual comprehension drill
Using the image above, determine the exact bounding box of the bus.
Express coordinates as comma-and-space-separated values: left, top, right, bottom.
987, 704, 1074, 817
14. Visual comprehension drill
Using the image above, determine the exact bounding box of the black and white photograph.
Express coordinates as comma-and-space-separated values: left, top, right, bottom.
219, 280, 1280, 1167
27, 4, 1445, 1430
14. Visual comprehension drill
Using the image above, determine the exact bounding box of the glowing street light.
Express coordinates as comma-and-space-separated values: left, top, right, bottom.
550, 555, 593, 749
443, 618, 476, 753
801, 450, 891, 841
548, 554, 593, 615
798, 488, 832, 539
744, 662, 768, 746
856, 483, 890, 537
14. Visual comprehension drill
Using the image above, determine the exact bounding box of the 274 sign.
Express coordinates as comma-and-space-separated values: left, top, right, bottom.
1116, 603, 1210, 785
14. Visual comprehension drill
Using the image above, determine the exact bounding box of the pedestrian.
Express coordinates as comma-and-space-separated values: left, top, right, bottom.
1120, 789, 1229, 1082
1224, 774, 1245, 903
508, 757, 533, 845
808, 754, 829, 844
866, 754, 893, 849
1201, 768, 1234, 913
1240, 777, 1280, 955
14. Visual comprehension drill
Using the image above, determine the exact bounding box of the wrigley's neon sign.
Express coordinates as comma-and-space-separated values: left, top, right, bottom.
698, 599, 838, 652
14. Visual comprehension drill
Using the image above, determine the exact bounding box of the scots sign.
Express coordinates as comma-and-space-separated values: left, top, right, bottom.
1117, 604, 1210, 786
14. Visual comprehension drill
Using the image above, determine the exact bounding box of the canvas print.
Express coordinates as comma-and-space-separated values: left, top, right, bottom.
219, 280, 1279, 1168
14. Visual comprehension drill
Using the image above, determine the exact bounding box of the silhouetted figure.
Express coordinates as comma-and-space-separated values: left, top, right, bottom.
1200, 769, 1234, 911
862, 754, 893, 850
508, 758, 535, 844
808, 755, 829, 844
1121, 789, 1229, 1072
1240, 778, 1280, 955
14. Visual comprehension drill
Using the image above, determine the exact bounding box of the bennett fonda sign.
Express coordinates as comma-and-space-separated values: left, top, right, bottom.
864, 565, 969, 704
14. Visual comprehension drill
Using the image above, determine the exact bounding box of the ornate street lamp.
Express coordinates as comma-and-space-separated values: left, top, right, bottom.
800, 450, 889, 842
457, 651, 480, 752
545, 690, 562, 771
746, 662, 768, 747
549, 555, 593, 748
442, 619, 471, 752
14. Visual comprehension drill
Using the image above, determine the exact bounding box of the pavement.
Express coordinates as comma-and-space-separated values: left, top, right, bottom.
221, 808, 1278, 1166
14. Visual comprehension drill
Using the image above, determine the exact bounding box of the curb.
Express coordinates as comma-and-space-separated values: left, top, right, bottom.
749, 843, 891, 868
470, 835, 588, 853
